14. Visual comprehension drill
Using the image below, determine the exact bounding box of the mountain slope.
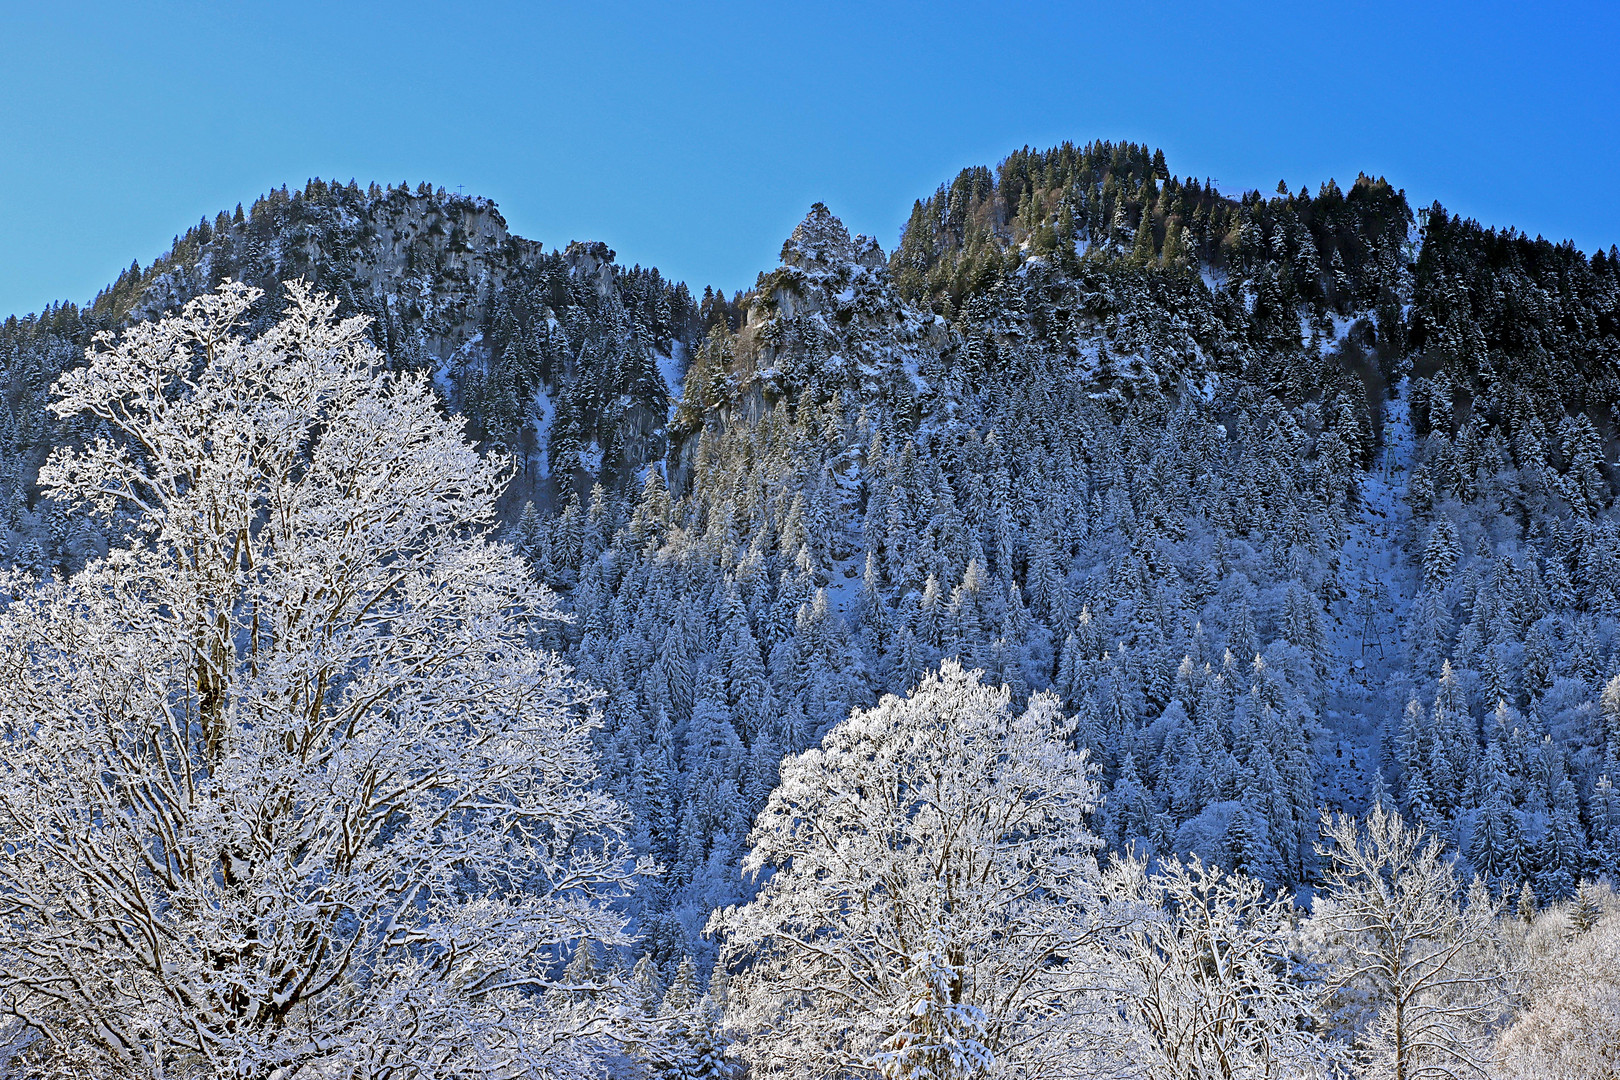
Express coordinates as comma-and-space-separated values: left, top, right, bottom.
5, 147, 1620, 973
1, 180, 706, 554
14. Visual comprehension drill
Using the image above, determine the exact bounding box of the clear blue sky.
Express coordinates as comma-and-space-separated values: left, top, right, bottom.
2, 1, 1615, 319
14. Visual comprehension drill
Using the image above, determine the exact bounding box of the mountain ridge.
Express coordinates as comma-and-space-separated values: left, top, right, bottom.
4, 146, 1620, 973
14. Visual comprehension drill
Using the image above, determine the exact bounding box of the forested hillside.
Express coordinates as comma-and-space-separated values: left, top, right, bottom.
528, 144, 1620, 960
0, 180, 713, 541
4, 141, 1620, 1076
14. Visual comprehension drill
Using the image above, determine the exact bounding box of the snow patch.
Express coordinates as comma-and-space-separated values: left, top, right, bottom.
658, 340, 687, 414
530, 385, 553, 478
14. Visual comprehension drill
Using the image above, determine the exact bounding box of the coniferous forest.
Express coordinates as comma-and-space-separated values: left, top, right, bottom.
3, 143, 1620, 1078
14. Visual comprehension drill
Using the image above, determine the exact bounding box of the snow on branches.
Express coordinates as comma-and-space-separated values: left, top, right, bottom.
1104, 856, 1341, 1080
1311, 806, 1505, 1080
0, 282, 647, 1078
1494, 883, 1620, 1080
708, 660, 1119, 1079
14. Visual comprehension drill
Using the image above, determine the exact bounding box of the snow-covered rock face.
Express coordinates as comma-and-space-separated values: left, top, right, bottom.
665, 203, 949, 493
130, 189, 537, 364
21, 184, 694, 526
735, 205, 952, 413
562, 240, 619, 298
779, 203, 884, 274
756, 204, 900, 328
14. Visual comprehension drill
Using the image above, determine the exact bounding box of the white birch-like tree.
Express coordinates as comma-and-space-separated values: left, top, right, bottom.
1105, 856, 1339, 1080
0, 283, 645, 1079
708, 661, 1119, 1080
1310, 807, 1502, 1080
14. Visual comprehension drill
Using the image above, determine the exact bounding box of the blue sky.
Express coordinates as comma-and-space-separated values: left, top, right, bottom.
1, 1, 1615, 319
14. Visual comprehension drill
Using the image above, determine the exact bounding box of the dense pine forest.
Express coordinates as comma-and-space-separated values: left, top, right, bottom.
3, 142, 1620, 1078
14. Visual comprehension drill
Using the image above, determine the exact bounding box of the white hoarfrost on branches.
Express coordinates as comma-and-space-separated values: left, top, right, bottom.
1310, 806, 1503, 1080
708, 660, 1119, 1080
0, 282, 646, 1078
1492, 884, 1620, 1080
1104, 856, 1339, 1080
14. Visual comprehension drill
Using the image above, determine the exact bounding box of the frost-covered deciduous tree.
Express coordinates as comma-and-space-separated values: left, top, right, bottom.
709, 661, 1114, 1079
0, 283, 644, 1079
1493, 884, 1620, 1080
1107, 856, 1339, 1080
1311, 807, 1502, 1080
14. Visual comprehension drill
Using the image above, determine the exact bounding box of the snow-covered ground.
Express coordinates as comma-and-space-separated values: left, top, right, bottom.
530, 385, 553, 477
658, 341, 687, 417
1319, 379, 1418, 811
